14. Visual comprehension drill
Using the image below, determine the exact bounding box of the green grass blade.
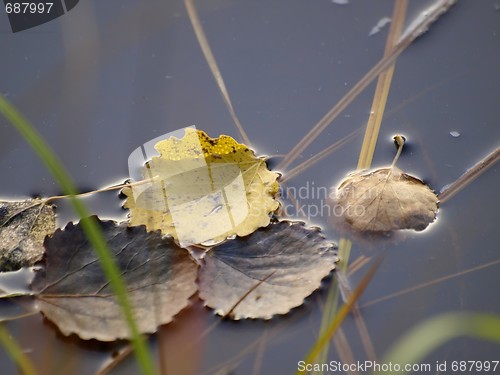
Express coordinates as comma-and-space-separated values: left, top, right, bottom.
312, 238, 351, 375
298, 257, 382, 375
0, 95, 155, 375
0, 324, 37, 375
379, 312, 500, 375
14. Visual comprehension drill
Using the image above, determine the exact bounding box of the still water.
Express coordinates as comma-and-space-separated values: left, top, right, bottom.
1, 1, 499, 374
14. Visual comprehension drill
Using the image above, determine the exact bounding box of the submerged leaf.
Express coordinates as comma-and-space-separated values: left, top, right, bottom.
0, 199, 55, 272
123, 128, 280, 246
31, 218, 198, 341
198, 221, 338, 319
334, 167, 439, 232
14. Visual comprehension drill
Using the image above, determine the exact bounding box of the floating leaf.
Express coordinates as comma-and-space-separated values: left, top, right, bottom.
198, 221, 338, 319
31, 218, 198, 341
123, 128, 280, 246
333, 136, 439, 232
334, 168, 439, 232
0, 199, 55, 272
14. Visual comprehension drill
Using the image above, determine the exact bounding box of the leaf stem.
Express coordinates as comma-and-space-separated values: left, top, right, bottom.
391, 135, 406, 168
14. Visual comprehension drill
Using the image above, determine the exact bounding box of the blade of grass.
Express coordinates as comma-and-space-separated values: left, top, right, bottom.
297, 257, 382, 375
278, 0, 456, 172
347, 255, 371, 277
314, 277, 340, 374
184, 0, 251, 146
439, 146, 500, 204
338, 237, 352, 274
44, 176, 159, 203
0, 324, 37, 375
280, 128, 361, 182
251, 328, 268, 375
336, 271, 377, 362
315, 280, 358, 375
311, 233, 352, 374
378, 312, 500, 375
0, 312, 38, 322
358, 0, 407, 169
203, 315, 303, 375
307, 2, 457, 371
331, 329, 359, 375
362, 258, 500, 308
0, 95, 155, 375
315, 1, 407, 367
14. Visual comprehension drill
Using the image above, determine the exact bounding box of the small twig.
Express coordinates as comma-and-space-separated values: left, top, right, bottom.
223, 271, 276, 319
358, 0, 408, 170
362, 257, 500, 309
439, 147, 500, 204
0, 311, 39, 321
251, 329, 268, 375
336, 271, 377, 362
331, 330, 359, 375
184, 0, 251, 146
297, 256, 383, 374
43, 176, 159, 204
347, 255, 372, 277
278, 0, 457, 172
280, 128, 361, 182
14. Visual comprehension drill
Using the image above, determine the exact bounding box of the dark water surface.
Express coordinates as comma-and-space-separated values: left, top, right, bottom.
1, 1, 499, 374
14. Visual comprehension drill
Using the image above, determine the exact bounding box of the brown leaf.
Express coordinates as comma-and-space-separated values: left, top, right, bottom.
0, 199, 55, 272
198, 221, 338, 320
31, 218, 198, 341
334, 167, 439, 232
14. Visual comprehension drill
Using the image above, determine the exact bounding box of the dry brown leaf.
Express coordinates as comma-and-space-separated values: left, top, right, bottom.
335, 167, 438, 232
31, 218, 198, 341
198, 221, 338, 319
334, 136, 438, 232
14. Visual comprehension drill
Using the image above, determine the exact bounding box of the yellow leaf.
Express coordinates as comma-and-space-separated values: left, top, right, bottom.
123, 129, 279, 246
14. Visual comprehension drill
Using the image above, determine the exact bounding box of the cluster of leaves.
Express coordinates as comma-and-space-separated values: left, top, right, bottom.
1, 129, 338, 341
32, 218, 336, 340
0, 130, 439, 342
